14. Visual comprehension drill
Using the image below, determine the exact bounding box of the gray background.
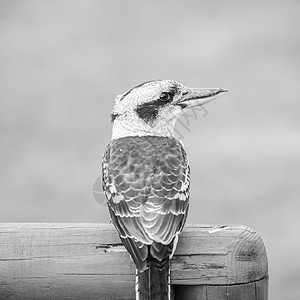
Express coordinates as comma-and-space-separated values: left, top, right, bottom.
1, 1, 299, 299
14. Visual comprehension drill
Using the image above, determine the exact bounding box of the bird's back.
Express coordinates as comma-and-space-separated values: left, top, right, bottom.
102, 136, 190, 271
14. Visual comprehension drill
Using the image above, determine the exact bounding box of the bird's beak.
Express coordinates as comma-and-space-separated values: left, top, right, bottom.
177, 88, 228, 109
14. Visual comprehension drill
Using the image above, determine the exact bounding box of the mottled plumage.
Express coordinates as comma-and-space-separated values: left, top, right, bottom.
102, 136, 190, 271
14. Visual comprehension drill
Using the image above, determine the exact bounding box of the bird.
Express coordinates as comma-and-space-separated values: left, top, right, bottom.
101, 80, 227, 300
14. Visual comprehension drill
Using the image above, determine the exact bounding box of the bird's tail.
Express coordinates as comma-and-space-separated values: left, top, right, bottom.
135, 260, 171, 300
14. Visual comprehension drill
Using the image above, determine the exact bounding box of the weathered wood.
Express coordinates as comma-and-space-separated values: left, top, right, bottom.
255, 276, 269, 299
174, 285, 207, 300
206, 285, 227, 299
175, 278, 268, 300
0, 223, 268, 299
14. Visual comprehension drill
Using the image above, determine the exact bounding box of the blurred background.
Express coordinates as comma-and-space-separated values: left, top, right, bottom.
1, 0, 299, 298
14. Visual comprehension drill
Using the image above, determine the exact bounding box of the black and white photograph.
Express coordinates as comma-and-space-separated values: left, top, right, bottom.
0, 1, 299, 299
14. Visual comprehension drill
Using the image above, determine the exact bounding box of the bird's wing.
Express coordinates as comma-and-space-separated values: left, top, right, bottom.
102, 136, 190, 271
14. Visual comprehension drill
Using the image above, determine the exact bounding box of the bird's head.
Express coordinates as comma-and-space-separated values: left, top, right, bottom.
111, 79, 227, 139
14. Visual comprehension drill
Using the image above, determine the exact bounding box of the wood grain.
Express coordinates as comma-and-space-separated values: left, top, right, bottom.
0, 223, 268, 299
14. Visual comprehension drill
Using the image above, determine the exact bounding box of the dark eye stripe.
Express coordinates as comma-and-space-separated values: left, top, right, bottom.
135, 99, 166, 123
111, 113, 119, 122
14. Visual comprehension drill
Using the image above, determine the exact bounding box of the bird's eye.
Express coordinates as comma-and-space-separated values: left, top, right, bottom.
159, 92, 171, 102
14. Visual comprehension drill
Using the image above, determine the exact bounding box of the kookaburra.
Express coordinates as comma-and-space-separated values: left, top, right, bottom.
102, 80, 227, 300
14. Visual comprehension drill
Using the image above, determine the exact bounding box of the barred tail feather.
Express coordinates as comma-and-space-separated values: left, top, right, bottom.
136, 260, 171, 300
136, 268, 140, 300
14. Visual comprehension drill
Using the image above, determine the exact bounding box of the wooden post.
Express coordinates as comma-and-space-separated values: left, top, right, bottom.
0, 223, 268, 299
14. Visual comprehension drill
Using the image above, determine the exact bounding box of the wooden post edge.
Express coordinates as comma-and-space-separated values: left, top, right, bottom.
0, 223, 268, 299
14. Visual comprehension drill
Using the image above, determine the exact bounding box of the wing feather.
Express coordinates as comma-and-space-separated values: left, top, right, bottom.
102, 136, 190, 271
